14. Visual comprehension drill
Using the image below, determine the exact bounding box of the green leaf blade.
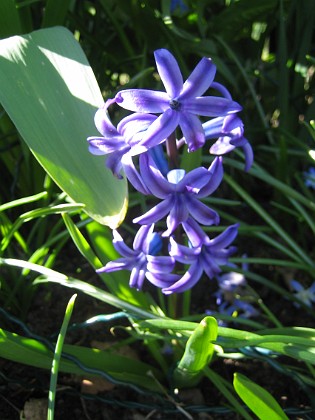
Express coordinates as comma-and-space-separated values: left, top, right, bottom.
233, 373, 289, 420
0, 27, 127, 228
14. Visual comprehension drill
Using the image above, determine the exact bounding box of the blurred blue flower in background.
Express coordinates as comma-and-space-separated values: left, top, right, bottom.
303, 166, 315, 189
290, 279, 315, 307
170, 0, 189, 14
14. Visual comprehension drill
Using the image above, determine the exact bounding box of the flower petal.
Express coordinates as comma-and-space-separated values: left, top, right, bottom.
164, 194, 189, 235
133, 224, 155, 253
198, 156, 224, 197
133, 196, 173, 225
203, 117, 225, 139
115, 89, 169, 113
140, 108, 180, 150
182, 97, 242, 116
94, 106, 119, 137
139, 153, 173, 198
211, 82, 232, 100
106, 151, 125, 178
242, 141, 254, 172
210, 137, 235, 155
112, 230, 135, 258
290, 279, 304, 292
122, 154, 150, 195
87, 136, 127, 155
154, 49, 183, 97
96, 258, 132, 273
222, 114, 243, 133
185, 196, 220, 225
169, 237, 200, 263
179, 112, 205, 152
178, 167, 210, 192
162, 262, 204, 294
202, 253, 221, 279
147, 255, 175, 273
209, 224, 239, 249
182, 217, 209, 247
180, 57, 216, 99
146, 272, 180, 288
149, 144, 169, 176
130, 266, 146, 289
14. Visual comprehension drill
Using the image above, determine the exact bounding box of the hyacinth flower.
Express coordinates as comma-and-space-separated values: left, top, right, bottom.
88, 47, 251, 296
114, 49, 242, 152
133, 153, 223, 236
290, 279, 315, 307
214, 300, 259, 320
97, 224, 179, 290
213, 261, 259, 320
203, 114, 253, 171
163, 218, 239, 294
87, 103, 163, 193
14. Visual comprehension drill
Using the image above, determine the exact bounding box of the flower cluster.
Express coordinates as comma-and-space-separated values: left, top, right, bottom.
211, 260, 259, 324
88, 49, 253, 294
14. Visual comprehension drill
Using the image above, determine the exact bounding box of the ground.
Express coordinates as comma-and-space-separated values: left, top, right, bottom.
0, 249, 314, 419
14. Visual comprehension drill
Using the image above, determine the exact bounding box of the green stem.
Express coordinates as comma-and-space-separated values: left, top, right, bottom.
48, 294, 77, 420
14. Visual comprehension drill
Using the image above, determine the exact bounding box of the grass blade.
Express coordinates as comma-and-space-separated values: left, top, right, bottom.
48, 294, 77, 420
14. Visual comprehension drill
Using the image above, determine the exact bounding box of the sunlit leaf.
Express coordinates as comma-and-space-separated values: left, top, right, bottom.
234, 373, 289, 419
0, 27, 127, 228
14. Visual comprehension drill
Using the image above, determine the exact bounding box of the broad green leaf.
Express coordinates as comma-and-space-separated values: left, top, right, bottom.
233, 373, 289, 419
0, 328, 163, 393
205, 368, 253, 420
0, 26, 127, 228
173, 316, 218, 387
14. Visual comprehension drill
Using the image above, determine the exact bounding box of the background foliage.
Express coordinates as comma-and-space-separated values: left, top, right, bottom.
0, 0, 314, 418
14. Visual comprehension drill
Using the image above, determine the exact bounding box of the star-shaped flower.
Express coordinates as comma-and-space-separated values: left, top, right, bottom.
97, 224, 178, 290
290, 279, 315, 307
87, 101, 160, 192
203, 114, 253, 171
162, 218, 239, 294
133, 153, 223, 236
114, 49, 242, 153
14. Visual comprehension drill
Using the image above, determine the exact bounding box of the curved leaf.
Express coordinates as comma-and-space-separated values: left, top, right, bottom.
0, 26, 127, 228
233, 373, 289, 419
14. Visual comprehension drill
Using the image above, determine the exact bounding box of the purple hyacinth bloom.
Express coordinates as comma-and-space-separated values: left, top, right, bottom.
87, 102, 157, 186
162, 218, 239, 294
97, 224, 178, 290
290, 279, 315, 307
133, 153, 223, 236
114, 49, 242, 153
203, 114, 253, 171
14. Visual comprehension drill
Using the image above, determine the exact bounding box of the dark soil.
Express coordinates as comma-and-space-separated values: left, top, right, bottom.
1, 246, 314, 420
